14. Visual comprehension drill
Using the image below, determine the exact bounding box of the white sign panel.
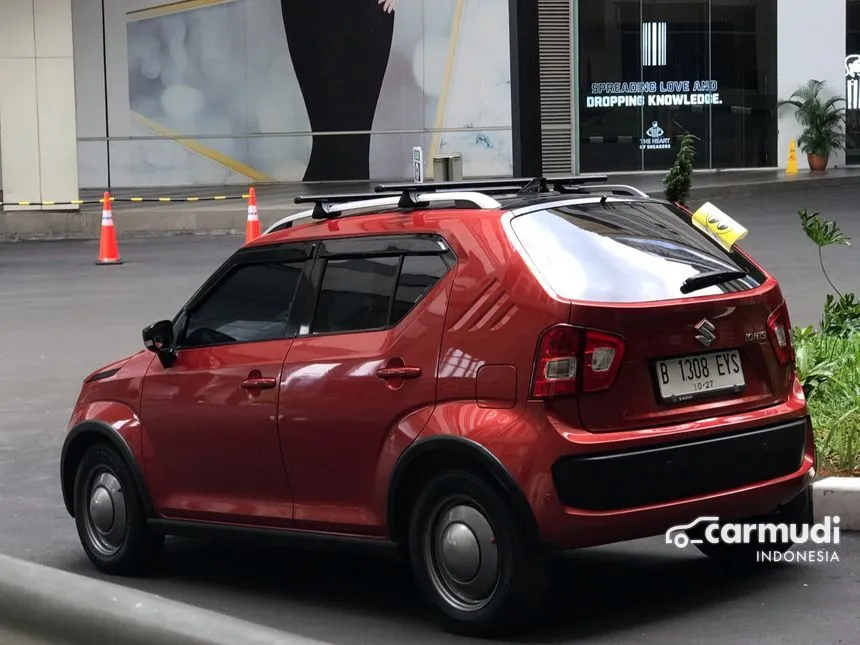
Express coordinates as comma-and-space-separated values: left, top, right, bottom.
847, 55, 860, 111
412, 146, 424, 183
642, 22, 667, 67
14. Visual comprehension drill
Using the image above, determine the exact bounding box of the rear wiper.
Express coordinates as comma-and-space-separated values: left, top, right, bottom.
680, 269, 748, 294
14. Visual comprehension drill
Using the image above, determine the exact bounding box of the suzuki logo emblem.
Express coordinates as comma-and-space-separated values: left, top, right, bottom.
694, 318, 717, 347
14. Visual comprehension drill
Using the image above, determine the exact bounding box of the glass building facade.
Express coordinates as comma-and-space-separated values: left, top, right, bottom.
846, 0, 860, 165
576, 0, 778, 173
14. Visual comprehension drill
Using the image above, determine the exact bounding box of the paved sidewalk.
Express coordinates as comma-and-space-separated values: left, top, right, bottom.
4, 168, 860, 241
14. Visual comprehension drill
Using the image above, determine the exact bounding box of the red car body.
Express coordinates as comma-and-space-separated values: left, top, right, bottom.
61, 178, 815, 635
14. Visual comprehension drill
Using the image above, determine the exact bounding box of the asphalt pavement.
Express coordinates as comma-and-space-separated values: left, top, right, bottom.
1, 184, 859, 644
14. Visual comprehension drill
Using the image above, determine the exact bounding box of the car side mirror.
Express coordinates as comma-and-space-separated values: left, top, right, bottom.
142, 320, 177, 367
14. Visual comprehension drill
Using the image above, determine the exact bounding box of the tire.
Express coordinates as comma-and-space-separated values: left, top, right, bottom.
691, 486, 814, 567
73, 443, 164, 576
407, 471, 549, 637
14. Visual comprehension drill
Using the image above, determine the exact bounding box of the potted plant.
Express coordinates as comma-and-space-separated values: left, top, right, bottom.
778, 79, 846, 171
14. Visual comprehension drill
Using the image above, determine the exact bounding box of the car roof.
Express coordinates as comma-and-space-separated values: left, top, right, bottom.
249, 175, 656, 248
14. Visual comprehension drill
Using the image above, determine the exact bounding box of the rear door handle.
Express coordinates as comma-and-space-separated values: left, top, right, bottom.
376, 367, 422, 380
240, 377, 277, 390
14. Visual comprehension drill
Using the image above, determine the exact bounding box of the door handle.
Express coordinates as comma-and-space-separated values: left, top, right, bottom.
240, 377, 277, 390
376, 366, 422, 380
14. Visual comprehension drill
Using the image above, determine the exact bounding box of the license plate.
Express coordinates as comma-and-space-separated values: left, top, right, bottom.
655, 350, 745, 403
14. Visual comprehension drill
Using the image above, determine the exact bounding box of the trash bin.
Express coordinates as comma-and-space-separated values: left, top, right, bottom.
433, 153, 463, 181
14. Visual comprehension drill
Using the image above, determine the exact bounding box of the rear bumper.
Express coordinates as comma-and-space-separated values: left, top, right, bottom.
551, 418, 807, 511
535, 415, 816, 549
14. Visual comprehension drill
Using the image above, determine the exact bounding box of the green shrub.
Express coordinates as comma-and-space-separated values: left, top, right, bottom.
663, 133, 697, 206
798, 208, 860, 336
794, 208, 859, 476
821, 292, 860, 338
794, 328, 860, 476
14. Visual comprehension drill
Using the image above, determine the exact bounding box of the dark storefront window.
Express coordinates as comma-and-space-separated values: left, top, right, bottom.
577, 0, 777, 172
846, 1, 860, 165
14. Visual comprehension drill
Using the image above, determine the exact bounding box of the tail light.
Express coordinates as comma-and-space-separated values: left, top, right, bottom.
767, 302, 794, 365
583, 330, 627, 392
531, 324, 626, 398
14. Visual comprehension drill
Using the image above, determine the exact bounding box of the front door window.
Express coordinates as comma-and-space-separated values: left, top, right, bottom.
181, 261, 304, 348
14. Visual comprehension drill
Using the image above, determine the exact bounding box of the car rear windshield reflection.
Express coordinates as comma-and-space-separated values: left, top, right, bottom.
509, 201, 762, 302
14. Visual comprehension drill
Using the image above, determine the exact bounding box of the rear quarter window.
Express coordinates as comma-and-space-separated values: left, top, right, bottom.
508, 199, 765, 303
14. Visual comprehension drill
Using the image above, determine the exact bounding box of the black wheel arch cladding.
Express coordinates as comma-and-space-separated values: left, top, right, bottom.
387, 436, 540, 545
61, 421, 156, 518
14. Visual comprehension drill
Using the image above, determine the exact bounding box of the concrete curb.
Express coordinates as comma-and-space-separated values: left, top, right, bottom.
0, 553, 325, 645
812, 477, 860, 531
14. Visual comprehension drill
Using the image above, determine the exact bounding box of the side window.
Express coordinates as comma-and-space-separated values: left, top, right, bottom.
312, 253, 450, 334
390, 254, 449, 325
313, 257, 400, 334
182, 262, 304, 348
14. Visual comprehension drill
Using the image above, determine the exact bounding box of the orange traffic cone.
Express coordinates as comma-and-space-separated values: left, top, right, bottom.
96, 191, 122, 265
245, 187, 261, 243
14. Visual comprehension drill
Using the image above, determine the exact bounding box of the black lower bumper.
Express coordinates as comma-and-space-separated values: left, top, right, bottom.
551, 418, 808, 511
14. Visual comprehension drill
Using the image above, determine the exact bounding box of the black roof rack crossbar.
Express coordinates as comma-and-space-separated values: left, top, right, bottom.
375, 175, 609, 195
517, 177, 547, 193
376, 178, 534, 192
542, 175, 609, 191
294, 192, 402, 205
400, 184, 538, 197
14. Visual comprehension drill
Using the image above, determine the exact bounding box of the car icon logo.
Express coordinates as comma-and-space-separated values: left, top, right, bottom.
665, 516, 721, 548
694, 318, 717, 347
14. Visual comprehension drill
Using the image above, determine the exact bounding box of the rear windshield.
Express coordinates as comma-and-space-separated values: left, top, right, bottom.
508, 200, 765, 303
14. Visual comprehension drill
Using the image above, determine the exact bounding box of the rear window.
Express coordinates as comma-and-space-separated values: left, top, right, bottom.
509, 200, 765, 303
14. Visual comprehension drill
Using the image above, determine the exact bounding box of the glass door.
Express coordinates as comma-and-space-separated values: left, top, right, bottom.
846, 0, 860, 165
710, 0, 777, 168
640, 0, 711, 171
577, 0, 644, 171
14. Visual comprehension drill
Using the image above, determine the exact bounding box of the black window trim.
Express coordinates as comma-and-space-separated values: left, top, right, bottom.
171, 242, 317, 351
298, 234, 457, 339
386, 255, 406, 326
176, 242, 315, 316
318, 233, 452, 258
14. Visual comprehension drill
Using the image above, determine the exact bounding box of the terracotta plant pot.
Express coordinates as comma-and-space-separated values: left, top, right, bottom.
807, 153, 829, 171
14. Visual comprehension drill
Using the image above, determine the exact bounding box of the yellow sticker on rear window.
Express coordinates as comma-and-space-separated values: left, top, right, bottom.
691, 202, 748, 251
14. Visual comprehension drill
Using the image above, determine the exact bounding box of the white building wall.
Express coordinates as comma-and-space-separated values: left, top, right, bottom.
0, 0, 79, 206
778, 0, 847, 169
70, 0, 513, 188
71, 0, 109, 188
